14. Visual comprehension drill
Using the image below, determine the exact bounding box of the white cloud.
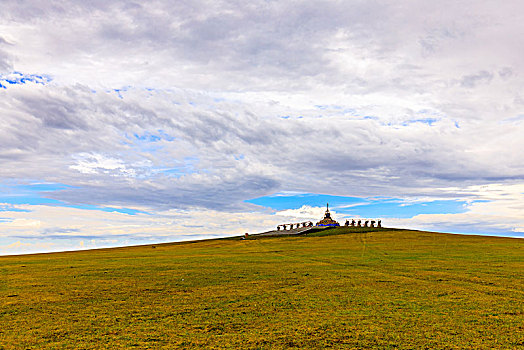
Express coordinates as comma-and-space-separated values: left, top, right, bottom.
0, 240, 56, 255
0, 203, 282, 254
70, 153, 140, 176
276, 205, 327, 221
388, 183, 524, 236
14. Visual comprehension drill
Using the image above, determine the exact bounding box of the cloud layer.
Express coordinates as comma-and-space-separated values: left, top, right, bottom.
0, 0, 523, 253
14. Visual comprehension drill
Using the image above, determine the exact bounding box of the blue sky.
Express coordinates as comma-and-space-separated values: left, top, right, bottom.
247, 193, 470, 218
0, 1, 523, 254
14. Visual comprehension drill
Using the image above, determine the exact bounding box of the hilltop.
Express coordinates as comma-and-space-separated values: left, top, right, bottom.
1, 228, 523, 349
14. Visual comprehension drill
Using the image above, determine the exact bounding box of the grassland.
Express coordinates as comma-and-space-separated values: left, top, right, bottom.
1, 228, 523, 349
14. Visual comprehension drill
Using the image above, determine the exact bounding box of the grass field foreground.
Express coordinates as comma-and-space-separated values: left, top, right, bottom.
1, 228, 523, 349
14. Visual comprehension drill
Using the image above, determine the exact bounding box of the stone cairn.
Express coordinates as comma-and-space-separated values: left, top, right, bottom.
344, 219, 382, 228
277, 221, 313, 231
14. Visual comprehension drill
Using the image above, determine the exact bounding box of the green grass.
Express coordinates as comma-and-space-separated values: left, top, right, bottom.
301, 226, 397, 236
1, 228, 523, 349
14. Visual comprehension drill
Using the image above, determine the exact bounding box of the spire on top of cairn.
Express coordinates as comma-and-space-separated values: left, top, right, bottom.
316, 202, 339, 227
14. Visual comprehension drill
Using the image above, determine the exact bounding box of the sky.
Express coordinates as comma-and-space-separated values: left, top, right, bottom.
0, 0, 523, 255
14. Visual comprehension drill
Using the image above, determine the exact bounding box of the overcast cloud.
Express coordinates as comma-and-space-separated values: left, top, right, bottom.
0, 0, 523, 254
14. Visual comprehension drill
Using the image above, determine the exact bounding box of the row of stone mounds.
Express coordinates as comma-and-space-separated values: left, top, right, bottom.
276, 222, 314, 231
344, 219, 382, 228
276, 219, 383, 231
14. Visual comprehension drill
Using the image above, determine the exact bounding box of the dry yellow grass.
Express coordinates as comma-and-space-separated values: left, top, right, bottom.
1, 228, 523, 349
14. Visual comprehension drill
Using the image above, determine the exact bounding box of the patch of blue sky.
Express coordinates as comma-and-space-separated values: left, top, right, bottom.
0, 182, 72, 206
247, 193, 365, 211
247, 193, 468, 218
402, 118, 438, 126
134, 132, 161, 142
113, 88, 125, 99
0, 181, 146, 215
130, 130, 175, 143
69, 204, 147, 215
337, 199, 467, 218
0, 71, 52, 86
122, 131, 174, 153
0, 195, 64, 206
0, 204, 31, 213
107, 86, 132, 99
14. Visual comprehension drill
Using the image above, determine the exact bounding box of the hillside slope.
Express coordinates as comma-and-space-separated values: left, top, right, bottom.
1, 229, 523, 349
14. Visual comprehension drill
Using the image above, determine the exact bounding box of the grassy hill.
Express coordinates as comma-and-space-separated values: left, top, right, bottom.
1, 228, 523, 349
